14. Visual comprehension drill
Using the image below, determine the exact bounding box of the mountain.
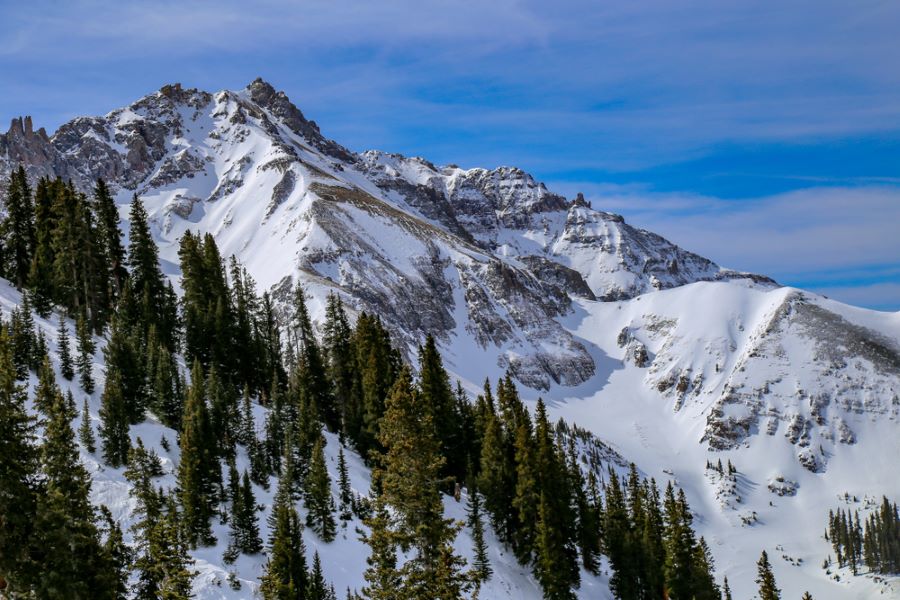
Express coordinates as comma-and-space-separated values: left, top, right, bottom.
2, 79, 899, 599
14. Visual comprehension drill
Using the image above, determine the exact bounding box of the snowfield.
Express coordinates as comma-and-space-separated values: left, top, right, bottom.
1, 79, 899, 598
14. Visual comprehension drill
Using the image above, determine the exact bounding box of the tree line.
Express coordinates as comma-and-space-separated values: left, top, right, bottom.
0, 169, 823, 599
827, 498, 900, 576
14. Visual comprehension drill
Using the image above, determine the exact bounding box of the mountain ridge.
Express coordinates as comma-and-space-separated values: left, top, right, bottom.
1, 78, 899, 599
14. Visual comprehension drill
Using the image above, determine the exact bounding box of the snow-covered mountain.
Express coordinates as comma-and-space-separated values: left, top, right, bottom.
2, 79, 899, 599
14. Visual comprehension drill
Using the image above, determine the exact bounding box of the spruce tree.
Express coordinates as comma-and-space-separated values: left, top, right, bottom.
35, 386, 120, 598
0, 329, 40, 594
28, 177, 56, 316
308, 551, 334, 600
756, 550, 781, 600
292, 284, 335, 431
305, 435, 337, 541
2, 165, 35, 288
323, 292, 355, 437
177, 360, 219, 547
722, 576, 733, 600
417, 334, 464, 483
261, 491, 308, 599
99, 369, 131, 467
104, 316, 146, 423
466, 485, 492, 583
362, 499, 401, 600
79, 396, 96, 453
76, 313, 95, 393
235, 470, 263, 554
375, 366, 469, 599
93, 179, 127, 301
338, 446, 353, 521
57, 316, 74, 380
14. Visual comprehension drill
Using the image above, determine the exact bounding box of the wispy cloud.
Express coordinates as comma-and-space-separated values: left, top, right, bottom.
570, 184, 900, 310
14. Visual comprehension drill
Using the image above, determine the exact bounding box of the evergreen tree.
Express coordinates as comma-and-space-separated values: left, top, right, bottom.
28, 177, 56, 316
308, 551, 335, 600
127, 195, 174, 346
418, 334, 465, 484
2, 165, 35, 288
756, 550, 781, 600
0, 329, 41, 594
57, 316, 74, 380
76, 313, 95, 393
323, 293, 355, 437
466, 485, 492, 584
338, 446, 354, 521
261, 491, 308, 599
99, 369, 131, 467
104, 316, 146, 423
79, 396, 96, 453
691, 537, 721, 600
361, 499, 401, 600
228, 469, 263, 557
801, 592, 813, 600
135, 495, 196, 600
374, 367, 469, 599
304, 435, 337, 541
292, 284, 335, 431
92, 179, 127, 301
34, 385, 121, 598
722, 576, 733, 600
177, 360, 219, 547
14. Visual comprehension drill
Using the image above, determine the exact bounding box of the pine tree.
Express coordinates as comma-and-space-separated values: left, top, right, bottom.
104, 315, 146, 423
28, 177, 56, 316
338, 446, 353, 520
308, 551, 334, 600
99, 368, 131, 467
374, 366, 469, 599
34, 384, 120, 598
177, 360, 219, 547
0, 329, 41, 594
691, 536, 720, 600
79, 396, 96, 453
756, 550, 781, 600
2, 165, 35, 288
305, 435, 337, 541
801, 592, 813, 600
362, 498, 401, 600
235, 470, 263, 554
292, 284, 335, 431
57, 316, 74, 380
33, 354, 59, 415
92, 179, 127, 301
722, 576, 733, 600
127, 195, 174, 346
76, 313, 95, 393
260, 490, 308, 599
323, 292, 355, 437
417, 334, 464, 483
466, 485, 492, 583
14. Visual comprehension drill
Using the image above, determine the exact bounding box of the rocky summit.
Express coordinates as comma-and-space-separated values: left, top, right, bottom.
2, 79, 899, 600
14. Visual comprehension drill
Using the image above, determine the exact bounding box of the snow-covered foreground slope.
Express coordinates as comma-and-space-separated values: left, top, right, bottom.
1, 279, 628, 599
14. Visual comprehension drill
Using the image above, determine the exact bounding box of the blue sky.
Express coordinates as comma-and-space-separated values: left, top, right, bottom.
2, 0, 899, 310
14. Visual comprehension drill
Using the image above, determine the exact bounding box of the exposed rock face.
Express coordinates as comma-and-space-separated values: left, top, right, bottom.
0, 78, 771, 390
610, 284, 900, 469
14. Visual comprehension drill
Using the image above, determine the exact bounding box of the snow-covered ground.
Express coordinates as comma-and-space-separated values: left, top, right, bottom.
2, 79, 899, 598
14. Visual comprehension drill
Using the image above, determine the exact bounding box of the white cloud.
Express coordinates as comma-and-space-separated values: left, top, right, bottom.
571, 184, 900, 309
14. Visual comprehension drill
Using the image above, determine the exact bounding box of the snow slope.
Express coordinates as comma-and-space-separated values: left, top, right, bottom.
2, 79, 899, 598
